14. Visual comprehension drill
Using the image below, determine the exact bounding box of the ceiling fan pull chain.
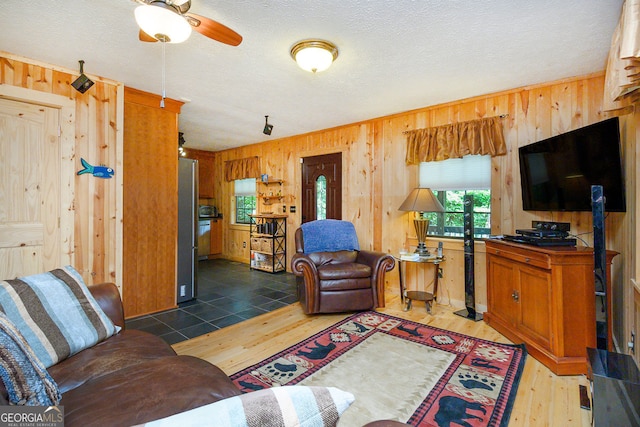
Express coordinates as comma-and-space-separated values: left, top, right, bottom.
161, 40, 166, 108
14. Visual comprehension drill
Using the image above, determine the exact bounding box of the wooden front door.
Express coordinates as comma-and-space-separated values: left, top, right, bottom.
301, 152, 342, 223
0, 97, 61, 278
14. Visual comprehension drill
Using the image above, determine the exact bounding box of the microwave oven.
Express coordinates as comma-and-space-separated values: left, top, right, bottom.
199, 205, 218, 218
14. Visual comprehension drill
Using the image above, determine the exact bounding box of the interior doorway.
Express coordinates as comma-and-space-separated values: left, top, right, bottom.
301, 152, 342, 223
0, 97, 61, 278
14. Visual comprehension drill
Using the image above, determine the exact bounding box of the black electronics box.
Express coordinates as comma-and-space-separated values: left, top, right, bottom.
515, 228, 569, 239
531, 220, 571, 232
503, 235, 576, 246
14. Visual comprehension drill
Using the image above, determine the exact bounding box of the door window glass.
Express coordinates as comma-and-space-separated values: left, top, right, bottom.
316, 175, 327, 220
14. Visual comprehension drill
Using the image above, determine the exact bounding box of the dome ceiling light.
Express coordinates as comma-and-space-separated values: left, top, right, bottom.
290, 39, 339, 73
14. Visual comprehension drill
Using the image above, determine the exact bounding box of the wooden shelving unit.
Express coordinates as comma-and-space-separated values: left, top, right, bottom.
249, 214, 287, 273
258, 179, 284, 205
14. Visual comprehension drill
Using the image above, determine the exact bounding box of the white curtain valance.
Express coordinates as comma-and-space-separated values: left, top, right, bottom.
419, 155, 491, 191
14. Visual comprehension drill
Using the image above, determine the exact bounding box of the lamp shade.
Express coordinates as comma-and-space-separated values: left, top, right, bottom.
399, 188, 445, 213
290, 39, 338, 73
135, 4, 192, 43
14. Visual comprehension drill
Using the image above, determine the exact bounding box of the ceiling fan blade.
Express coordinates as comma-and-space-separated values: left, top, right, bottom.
139, 29, 158, 42
186, 13, 242, 46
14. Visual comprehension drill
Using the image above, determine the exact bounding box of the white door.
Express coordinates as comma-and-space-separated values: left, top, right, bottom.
0, 97, 60, 279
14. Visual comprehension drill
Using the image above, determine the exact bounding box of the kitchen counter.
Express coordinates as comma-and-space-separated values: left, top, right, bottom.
199, 215, 222, 220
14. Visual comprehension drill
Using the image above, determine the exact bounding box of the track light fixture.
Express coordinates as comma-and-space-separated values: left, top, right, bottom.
71, 60, 94, 94
263, 115, 273, 135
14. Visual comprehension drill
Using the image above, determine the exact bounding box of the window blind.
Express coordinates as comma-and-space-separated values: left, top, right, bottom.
234, 178, 256, 196
419, 155, 490, 190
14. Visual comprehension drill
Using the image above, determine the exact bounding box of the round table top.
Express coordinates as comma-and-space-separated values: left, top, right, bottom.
396, 253, 445, 263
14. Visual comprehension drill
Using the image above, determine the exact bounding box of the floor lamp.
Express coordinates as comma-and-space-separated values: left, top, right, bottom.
399, 188, 444, 256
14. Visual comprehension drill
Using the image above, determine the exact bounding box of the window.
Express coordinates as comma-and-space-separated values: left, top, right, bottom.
420, 155, 491, 239
234, 178, 256, 224
424, 190, 491, 238
316, 175, 327, 220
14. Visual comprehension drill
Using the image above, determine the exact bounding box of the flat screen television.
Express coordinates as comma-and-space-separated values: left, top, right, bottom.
519, 117, 626, 212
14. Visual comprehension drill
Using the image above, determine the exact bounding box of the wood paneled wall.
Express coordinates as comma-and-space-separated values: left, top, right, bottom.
211, 74, 621, 270
0, 52, 122, 289
210, 72, 636, 349
122, 88, 182, 317
2, 53, 636, 352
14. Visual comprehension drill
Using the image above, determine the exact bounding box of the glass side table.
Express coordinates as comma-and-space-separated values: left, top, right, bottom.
395, 254, 445, 313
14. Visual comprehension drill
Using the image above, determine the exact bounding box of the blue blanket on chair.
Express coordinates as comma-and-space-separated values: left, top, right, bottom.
301, 220, 360, 253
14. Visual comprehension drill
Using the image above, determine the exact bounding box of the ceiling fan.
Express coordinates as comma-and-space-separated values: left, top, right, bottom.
133, 0, 242, 46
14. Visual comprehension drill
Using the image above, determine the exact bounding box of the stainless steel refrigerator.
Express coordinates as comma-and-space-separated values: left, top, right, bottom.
177, 157, 198, 303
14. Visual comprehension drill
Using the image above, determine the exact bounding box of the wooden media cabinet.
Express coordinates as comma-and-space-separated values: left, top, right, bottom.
484, 239, 618, 375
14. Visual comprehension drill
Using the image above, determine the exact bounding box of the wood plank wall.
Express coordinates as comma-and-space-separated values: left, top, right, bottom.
1, 52, 636, 353
0, 53, 121, 289
122, 88, 182, 317
209, 72, 636, 349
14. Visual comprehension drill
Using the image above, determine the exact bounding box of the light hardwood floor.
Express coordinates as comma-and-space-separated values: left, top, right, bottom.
173, 290, 591, 427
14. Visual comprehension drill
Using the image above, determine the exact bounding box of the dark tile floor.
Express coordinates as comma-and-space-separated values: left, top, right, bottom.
125, 258, 298, 345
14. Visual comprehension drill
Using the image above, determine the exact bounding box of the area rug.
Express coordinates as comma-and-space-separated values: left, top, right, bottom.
230, 311, 526, 427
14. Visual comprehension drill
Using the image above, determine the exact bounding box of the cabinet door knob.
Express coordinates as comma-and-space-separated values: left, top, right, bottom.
511, 290, 519, 301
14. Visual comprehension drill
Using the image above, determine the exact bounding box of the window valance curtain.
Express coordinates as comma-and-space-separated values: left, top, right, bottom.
405, 116, 507, 165
224, 156, 260, 181
604, 0, 640, 110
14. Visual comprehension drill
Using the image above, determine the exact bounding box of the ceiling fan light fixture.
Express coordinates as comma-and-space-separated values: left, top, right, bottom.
290, 39, 338, 73
135, 4, 192, 43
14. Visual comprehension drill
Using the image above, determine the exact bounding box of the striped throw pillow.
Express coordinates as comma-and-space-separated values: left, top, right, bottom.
0, 266, 119, 368
139, 386, 355, 427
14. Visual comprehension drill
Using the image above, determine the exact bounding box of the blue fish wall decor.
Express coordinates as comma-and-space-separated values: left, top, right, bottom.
77, 158, 114, 179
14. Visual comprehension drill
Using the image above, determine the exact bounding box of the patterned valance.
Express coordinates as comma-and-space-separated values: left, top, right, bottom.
224, 156, 260, 181
405, 116, 507, 165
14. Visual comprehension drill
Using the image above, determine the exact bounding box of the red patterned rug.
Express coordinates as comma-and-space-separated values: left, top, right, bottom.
230, 311, 526, 427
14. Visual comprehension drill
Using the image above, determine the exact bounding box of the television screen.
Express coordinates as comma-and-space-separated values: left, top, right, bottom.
519, 117, 626, 212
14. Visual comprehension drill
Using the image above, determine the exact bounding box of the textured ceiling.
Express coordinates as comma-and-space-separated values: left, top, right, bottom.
0, 0, 623, 151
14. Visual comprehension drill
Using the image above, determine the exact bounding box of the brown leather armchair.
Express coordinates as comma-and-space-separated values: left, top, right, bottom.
291, 220, 395, 314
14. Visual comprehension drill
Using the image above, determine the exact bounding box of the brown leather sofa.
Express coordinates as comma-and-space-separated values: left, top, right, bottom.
292, 226, 396, 314
0, 281, 410, 426
0, 282, 242, 427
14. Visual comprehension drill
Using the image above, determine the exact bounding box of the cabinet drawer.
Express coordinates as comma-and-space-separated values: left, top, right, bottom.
487, 246, 550, 269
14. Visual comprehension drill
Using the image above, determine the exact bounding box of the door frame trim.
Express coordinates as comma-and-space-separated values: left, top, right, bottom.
297, 148, 345, 223
0, 84, 76, 268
